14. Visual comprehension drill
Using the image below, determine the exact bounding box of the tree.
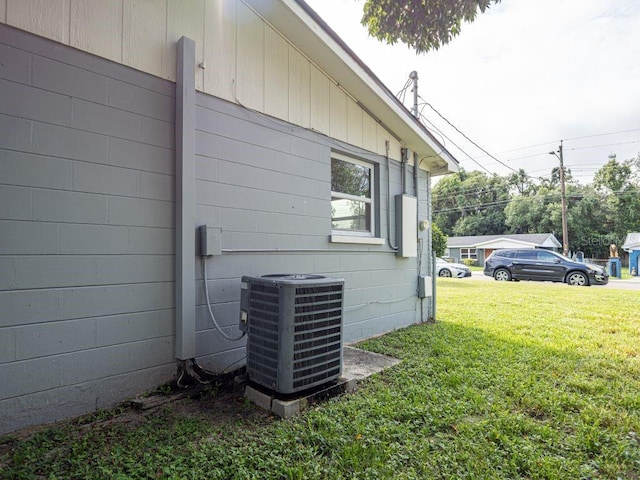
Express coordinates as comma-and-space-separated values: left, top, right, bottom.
593, 155, 640, 241
361, 0, 501, 53
567, 186, 611, 258
432, 224, 448, 257
432, 168, 508, 235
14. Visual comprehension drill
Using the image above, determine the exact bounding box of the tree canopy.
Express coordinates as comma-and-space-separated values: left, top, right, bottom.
432, 155, 640, 258
361, 0, 501, 53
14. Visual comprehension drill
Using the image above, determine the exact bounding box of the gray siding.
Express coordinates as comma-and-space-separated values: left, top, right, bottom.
0, 24, 176, 434
193, 93, 427, 370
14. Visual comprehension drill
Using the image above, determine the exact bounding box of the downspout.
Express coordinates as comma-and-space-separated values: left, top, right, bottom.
386, 140, 398, 251
175, 37, 196, 361
414, 152, 423, 319
428, 171, 436, 322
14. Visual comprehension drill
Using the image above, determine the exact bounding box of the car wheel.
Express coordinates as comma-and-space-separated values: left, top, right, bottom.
494, 268, 512, 281
567, 271, 588, 286
439, 269, 452, 278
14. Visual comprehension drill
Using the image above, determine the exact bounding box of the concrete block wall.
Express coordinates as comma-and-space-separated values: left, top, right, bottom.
0, 22, 430, 434
0, 24, 177, 434
192, 93, 423, 372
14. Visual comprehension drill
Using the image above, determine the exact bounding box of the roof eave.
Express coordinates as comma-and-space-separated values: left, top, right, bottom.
245, 0, 459, 175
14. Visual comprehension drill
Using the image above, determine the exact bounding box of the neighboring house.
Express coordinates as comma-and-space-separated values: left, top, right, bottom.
446, 233, 561, 265
0, 0, 458, 434
622, 233, 640, 275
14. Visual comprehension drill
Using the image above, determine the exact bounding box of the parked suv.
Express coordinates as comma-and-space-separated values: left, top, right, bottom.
484, 249, 608, 286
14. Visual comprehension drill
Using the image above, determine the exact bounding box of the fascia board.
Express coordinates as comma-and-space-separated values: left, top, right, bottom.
622, 242, 640, 251
475, 238, 537, 248
244, 0, 459, 174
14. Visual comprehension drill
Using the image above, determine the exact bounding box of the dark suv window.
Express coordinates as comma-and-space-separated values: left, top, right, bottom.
536, 250, 557, 262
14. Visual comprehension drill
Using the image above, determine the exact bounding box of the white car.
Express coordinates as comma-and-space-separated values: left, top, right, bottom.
436, 257, 472, 278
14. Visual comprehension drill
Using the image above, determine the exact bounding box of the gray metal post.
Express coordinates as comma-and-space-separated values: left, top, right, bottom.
175, 37, 197, 360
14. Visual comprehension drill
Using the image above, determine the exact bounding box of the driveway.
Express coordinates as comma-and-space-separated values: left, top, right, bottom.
469, 271, 640, 291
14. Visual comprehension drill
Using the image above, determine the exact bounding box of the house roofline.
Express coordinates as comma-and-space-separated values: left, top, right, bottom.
245, 0, 459, 174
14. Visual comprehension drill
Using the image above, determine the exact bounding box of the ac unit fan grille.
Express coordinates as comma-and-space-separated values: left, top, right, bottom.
290, 284, 342, 390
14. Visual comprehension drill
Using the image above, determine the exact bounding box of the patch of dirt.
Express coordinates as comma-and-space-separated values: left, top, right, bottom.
0, 369, 272, 451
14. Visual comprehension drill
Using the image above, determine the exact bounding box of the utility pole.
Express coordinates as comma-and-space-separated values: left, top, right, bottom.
558, 141, 569, 256
550, 141, 569, 256
549, 142, 569, 255
410, 71, 419, 119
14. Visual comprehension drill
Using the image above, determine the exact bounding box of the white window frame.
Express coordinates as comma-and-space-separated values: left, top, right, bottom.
460, 248, 478, 260
330, 152, 376, 238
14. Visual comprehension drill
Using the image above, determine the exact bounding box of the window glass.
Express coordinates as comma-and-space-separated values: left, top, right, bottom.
536, 250, 557, 262
518, 250, 536, 260
331, 155, 374, 234
460, 248, 478, 259
331, 158, 371, 198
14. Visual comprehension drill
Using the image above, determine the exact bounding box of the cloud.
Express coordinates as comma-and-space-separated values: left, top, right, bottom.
305, 0, 640, 181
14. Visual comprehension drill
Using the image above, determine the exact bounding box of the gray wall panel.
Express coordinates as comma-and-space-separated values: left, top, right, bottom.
141, 171, 174, 201
0, 221, 59, 254
0, 24, 177, 434
140, 116, 174, 149
108, 78, 174, 121
1, 151, 73, 190
0, 363, 175, 434
59, 337, 173, 385
32, 189, 109, 224
0, 43, 31, 83
16, 319, 97, 360
0, 185, 31, 220
127, 227, 174, 255
108, 197, 173, 228
72, 98, 141, 140
109, 137, 174, 175
0, 328, 16, 363
73, 162, 142, 197
33, 55, 108, 103
0, 78, 72, 126
0, 356, 61, 399
96, 309, 175, 347
32, 121, 109, 164
58, 224, 130, 254
0, 114, 31, 151
0, 289, 59, 327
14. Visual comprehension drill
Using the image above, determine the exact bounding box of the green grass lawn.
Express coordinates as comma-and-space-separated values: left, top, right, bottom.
2, 280, 640, 479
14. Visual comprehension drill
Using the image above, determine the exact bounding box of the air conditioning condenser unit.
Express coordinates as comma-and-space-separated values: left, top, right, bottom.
239, 274, 344, 394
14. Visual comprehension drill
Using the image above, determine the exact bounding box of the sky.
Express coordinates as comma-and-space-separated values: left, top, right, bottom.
304, 0, 640, 184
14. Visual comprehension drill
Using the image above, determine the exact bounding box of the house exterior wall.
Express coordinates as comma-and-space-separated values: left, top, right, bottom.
446, 248, 461, 263
630, 250, 640, 275
0, 0, 404, 162
0, 20, 434, 434
192, 92, 426, 370
0, 24, 177, 434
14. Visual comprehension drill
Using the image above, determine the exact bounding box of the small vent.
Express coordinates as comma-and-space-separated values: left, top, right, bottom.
239, 274, 344, 394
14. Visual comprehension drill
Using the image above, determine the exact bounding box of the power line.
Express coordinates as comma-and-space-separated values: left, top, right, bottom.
567, 139, 640, 151
417, 105, 493, 175
433, 185, 640, 214
563, 127, 640, 142
418, 96, 519, 174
